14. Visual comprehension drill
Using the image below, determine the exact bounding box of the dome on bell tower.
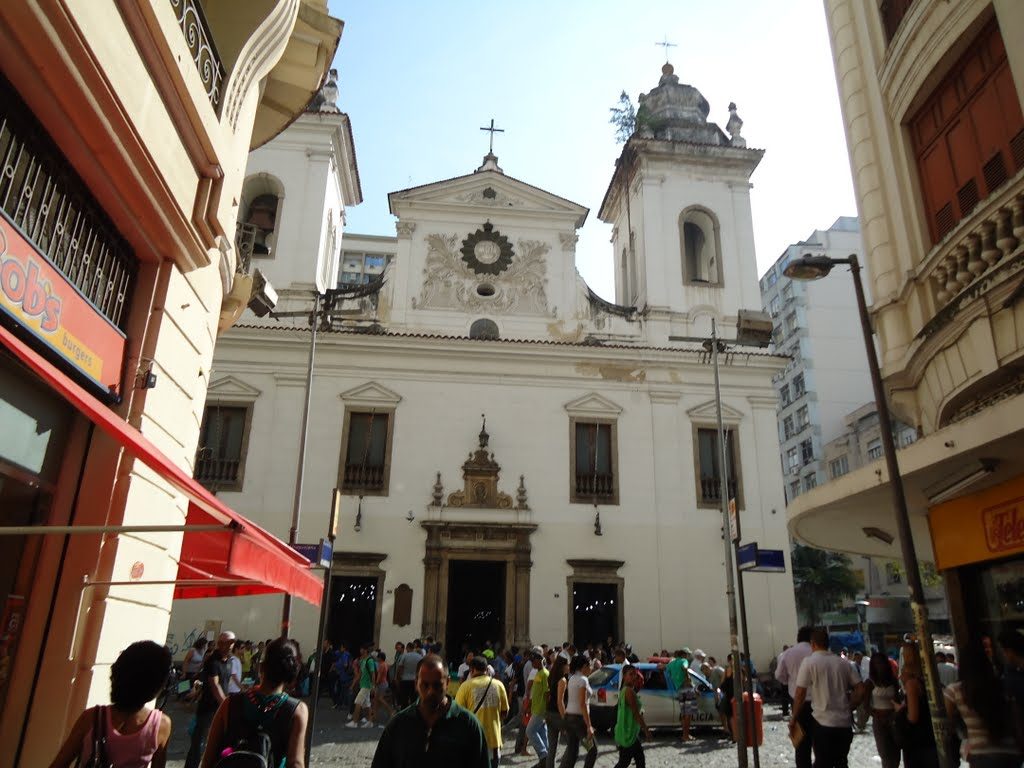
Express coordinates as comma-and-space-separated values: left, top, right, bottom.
636, 63, 727, 145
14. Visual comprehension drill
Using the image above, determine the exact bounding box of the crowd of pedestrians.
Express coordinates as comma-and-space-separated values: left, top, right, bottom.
776, 625, 1024, 768
45, 622, 1024, 768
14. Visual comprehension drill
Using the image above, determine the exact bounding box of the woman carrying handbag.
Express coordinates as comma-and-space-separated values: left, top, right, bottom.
49, 641, 174, 768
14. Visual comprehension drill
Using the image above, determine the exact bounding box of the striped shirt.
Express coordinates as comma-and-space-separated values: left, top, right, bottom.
943, 681, 1019, 757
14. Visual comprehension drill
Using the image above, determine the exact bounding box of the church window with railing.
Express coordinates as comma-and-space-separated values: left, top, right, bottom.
695, 427, 742, 508
570, 420, 618, 505
340, 409, 395, 495
195, 404, 252, 491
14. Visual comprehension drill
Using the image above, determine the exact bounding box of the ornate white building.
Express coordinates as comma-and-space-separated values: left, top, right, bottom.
168, 64, 797, 666
792, 0, 1024, 647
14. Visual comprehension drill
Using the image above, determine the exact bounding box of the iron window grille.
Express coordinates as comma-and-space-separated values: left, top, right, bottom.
0, 75, 136, 329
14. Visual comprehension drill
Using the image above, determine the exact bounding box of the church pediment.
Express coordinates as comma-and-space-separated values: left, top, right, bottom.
687, 399, 744, 423
563, 392, 623, 417
389, 170, 588, 228
340, 381, 403, 407
207, 374, 261, 402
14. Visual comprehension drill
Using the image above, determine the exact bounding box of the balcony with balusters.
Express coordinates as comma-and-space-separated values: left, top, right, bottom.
344, 463, 387, 493
918, 174, 1024, 341
574, 473, 615, 500
700, 476, 739, 505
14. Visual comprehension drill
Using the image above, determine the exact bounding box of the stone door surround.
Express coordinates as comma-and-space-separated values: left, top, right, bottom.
421, 520, 536, 649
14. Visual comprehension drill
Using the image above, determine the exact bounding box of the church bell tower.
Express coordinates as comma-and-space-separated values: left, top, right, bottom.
598, 63, 765, 343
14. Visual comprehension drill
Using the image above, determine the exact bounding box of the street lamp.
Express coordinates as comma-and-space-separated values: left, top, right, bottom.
784, 253, 950, 767
855, 599, 871, 651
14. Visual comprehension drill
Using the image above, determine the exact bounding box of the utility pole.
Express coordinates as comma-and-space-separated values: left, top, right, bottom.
709, 319, 748, 768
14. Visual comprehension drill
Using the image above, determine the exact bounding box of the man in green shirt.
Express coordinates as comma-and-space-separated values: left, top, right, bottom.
371, 654, 491, 768
348, 643, 378, 728
614, 665, 651, 766
665, 649, 696, 742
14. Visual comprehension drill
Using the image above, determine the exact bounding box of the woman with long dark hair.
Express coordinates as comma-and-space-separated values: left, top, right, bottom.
863, 651, 901, 768
546, 657, 570, 768
49, 641, 173, 768
944, 640, 1021, 767
895, 643, 938, 768
201, 637, 308, 768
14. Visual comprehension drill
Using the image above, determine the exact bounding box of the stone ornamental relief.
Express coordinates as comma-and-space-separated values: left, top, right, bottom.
453, 186, 527, 208
419, 230, 550, 315
433, 417, 529, 511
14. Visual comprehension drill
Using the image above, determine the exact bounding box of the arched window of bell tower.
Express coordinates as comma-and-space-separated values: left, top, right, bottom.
239, 173, 286, 260
679, 207, 723, 287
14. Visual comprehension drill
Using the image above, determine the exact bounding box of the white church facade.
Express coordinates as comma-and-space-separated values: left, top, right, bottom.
167, 65, 798, 667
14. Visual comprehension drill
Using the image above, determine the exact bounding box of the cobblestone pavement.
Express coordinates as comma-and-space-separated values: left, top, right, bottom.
166, 699, 884, 767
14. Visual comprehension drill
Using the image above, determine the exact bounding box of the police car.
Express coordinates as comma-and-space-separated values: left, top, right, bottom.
588, 662, 721, 732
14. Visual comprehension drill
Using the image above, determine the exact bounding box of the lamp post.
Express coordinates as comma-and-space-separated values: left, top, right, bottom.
855, 599, 871, 653
784, 253, 950, 767
705, 319, 748, 768
280, 291, 322, 638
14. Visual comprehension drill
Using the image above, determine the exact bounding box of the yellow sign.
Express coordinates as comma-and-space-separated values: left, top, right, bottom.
929, 474, 1024, 571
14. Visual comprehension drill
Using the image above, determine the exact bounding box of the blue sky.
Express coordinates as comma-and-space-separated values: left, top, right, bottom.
329, 0, 857, 299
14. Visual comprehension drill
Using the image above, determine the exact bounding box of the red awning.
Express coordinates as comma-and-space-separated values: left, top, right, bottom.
0, 324, 323, 606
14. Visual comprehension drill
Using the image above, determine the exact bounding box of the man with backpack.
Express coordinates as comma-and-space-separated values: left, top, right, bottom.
346, 643, 377, 728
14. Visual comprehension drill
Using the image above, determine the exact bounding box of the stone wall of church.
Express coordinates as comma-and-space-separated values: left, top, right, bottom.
167, 330, 797, 668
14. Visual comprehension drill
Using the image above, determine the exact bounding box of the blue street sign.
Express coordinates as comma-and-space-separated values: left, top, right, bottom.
318, 539, 333, 569
753, 548, 786, 573
737, 542, 758, 571
736, 542, 787, 573
293, 540, 332, 569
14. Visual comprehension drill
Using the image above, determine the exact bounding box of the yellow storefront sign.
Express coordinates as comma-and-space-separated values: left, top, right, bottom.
929, 474, 1024, 571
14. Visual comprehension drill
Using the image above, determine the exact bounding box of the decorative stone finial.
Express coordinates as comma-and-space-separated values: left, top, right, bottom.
479, 414, 489, 449
516, 475, 530, 510
659, 62, 679, 86
726, 102, 746, 148
475, 151, 504, 174
432, 472, 444, 506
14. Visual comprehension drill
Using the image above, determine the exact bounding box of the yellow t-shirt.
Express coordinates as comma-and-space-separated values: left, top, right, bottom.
454, 674, 509, 749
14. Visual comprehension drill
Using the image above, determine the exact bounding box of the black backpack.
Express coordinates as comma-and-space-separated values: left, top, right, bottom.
215, 692, 298, 768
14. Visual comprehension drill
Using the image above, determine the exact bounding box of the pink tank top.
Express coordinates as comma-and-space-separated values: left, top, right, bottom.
82, 707, 162, 768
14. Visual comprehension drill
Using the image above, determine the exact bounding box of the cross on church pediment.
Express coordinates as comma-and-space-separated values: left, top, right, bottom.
480, 118, 504, 154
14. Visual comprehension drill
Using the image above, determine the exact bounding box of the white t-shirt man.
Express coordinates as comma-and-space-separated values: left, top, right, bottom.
227, 654, 243, 693
794, 650, 860, 728
776, 641, 813, 699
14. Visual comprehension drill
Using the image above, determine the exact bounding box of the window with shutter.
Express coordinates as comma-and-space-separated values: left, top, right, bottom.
195, 405, 252, 491
910, 19, 1024, 245
340, 410, 395, 494
572, 421, 616, 503
695, 427, 742, 508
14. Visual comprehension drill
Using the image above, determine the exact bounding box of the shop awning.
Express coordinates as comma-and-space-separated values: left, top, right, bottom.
0, 324, 322, 606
